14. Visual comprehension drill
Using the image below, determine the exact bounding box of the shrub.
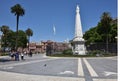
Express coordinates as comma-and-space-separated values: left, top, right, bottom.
87, 50, 105, 56
0, 53, 9, 56
62, 49, 73, 55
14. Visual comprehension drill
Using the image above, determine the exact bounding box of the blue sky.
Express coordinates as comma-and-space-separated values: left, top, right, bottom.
0, 0, 117, 42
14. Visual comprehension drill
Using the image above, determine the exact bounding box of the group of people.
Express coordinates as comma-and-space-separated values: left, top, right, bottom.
9, 50, 33, 61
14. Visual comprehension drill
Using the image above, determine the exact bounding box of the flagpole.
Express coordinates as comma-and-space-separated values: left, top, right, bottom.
53, 24, 56, 42
53, 24, 56, 54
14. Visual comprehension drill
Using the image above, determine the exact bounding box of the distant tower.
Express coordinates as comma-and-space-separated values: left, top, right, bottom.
72, 5, 86, 55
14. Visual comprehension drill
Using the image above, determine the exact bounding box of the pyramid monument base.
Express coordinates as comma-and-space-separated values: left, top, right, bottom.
72, 37, 86, 55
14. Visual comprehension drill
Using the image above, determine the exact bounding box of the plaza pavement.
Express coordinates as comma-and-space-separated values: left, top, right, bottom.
0, 54, 117, 81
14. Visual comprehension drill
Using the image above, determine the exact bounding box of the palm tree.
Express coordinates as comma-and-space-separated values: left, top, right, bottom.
25, 28, 33, 50
0, 25, 9, 52
0, 25, 9, 35
11, 4, 25, 50
100, 12, 112, 53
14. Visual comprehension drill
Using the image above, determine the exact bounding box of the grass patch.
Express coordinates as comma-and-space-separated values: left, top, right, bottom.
49, 54, 94, 57
49, 53, 116, 57
48, 50, 117, 57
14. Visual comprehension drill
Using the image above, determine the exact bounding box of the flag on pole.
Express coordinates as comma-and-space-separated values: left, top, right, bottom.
53, 24, 56, 35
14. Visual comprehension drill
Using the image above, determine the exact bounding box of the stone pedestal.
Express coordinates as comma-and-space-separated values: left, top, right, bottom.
72, 37, 86, 55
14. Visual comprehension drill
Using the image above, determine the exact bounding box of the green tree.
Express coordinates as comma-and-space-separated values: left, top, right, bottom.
25, 28, 33, 44
0, 25, 10, 52
83, 12, 117, 53
83, 27, 102, 45
6, 30, 16, 50
99, 12, 112, 53
11, 4, 25, 50
109, 19, 117, 43
5, 30, 27, 50
17, 30, 27, 48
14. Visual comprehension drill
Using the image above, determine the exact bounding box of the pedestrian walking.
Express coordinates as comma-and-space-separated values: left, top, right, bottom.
29, 50, 32, 57
11, 50, 15, 61
15, 51, 19, 61
21, 52, 24, 60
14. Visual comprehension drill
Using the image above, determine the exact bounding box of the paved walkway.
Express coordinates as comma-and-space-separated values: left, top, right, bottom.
0, 70, 117, 81
0, 54, 117, 81
0, 71, 83, 81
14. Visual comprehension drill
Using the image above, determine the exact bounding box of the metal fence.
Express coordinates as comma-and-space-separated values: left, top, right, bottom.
86, 43, 117, 54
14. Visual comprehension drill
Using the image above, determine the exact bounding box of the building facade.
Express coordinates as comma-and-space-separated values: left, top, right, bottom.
27, 40, 70, 54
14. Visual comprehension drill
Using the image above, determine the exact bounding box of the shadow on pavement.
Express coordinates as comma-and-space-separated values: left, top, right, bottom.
0, 58, 11, 62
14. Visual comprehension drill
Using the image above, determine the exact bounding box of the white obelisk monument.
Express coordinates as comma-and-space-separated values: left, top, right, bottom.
72, 5, 86, 55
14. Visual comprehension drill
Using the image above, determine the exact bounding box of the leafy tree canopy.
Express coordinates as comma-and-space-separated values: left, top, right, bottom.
83, 12, 117, 45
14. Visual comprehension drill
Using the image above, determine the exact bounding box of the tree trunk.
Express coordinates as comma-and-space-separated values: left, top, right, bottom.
106, 27, 109, 54
15, 15, 19, 51
28, 36, 30, 51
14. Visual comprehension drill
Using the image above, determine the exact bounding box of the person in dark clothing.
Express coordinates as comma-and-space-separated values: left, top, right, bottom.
15, 52, 19, 61
11, 50, 15, 61
29, 51, 32, 57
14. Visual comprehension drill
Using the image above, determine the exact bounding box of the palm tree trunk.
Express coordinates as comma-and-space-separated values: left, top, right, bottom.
3, 35, 6, 52
28, 36, 30, 51
106, 28, 109, 54
15, 15, 19, 51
